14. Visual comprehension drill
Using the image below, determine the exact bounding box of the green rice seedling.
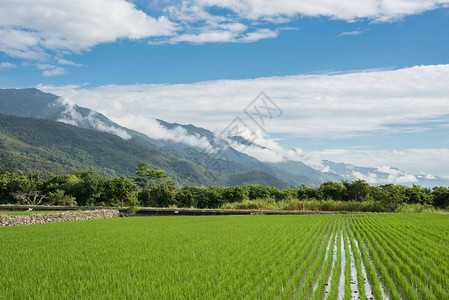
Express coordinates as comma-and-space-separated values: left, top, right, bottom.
345, 218, 366, 300
348, 217, 383, 300
292, 219, 338, 299
1, 214, 448, 299
351, 218, 402, 300
342, 219, 352, 300
361, 216, 443, 299
311, 219, 338, 300
326, 220, 342, 299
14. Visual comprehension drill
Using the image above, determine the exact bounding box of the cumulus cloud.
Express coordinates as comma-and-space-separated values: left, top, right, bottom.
37, 64, 65, 77
56, 99, 132, 140
0, 0, 177, 59
56, 58, 84, 67
110, 114, 214, 149
311, 148, 449, 178
1, 0, 447, 54
38, 64, 449, 177
191, 0, 449, 21
154, 0, 449, 44
0, 62, 17, 69
39, 64, 449, 138
339, 30, 364, 37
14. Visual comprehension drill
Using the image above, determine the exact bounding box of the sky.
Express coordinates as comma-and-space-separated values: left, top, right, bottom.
1, 0, 449, 178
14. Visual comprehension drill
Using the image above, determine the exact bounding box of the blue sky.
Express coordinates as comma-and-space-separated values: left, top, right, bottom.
1, 0, 449, 179
1, 5, 449, 86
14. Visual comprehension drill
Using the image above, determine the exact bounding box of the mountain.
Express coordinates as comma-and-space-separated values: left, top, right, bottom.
0, 88, 164, 149
1, 88, 447, 188
0, 89, 315, 185
0, 113, 289, 188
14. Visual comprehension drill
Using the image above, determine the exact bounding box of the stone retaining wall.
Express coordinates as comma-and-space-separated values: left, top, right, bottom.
0, 209, 120, 227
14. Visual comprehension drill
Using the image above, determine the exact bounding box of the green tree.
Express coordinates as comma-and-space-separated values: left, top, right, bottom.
144, 182, 177, 207
247, 185, 271, 200
318, 181, 345, 201
432, 186, 449, 207
105, 177, 138, 208
70, 170, 103, 206
342, 179, 371, 202
405, 184, 433, 205
48, 189, 77, 206
223, 186, 248, 203
297, 184, 321, 200
129, 163, 168, 190
374, 184, 407, 212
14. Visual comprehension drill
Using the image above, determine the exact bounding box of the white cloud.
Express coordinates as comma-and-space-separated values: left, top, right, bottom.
38, 64, 449, 138
193, 0, 449, 21
311, 148, 449, 178
240, 28, 279, 42
0, 0, 177, 59
0, 62, 17, 69
37, 64, 65, 77
352, 171, 379, 184
110, 115, 214, 149
56, 99, 132, 140
2, 0, 445, 54
150, 0, 449, 44
57, 58, 84, 67
339, 30, 364, 37
38, 64, 449, 177
168, 30, 238, 43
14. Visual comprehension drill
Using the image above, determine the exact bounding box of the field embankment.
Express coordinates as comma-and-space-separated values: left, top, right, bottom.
0, 209, 118, 227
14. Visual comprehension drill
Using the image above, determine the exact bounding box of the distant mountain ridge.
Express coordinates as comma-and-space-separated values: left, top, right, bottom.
1, 88, 448, 188
0, 113, 289, 188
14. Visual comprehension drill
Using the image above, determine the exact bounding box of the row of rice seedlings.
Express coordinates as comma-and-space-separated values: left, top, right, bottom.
326, 219, 342, 299
342, 219, 352, 300
219, 216, 313, 298
355, 217, 422, 300
277, 216, 334, 299
2, 214, 448, 299
350, 217, 402, 300
311, 217, 340, 299
291, 219, 338, 299
246, 224, 303, 297
371, 215, 449, 281
271, 216, 333, 299
347, 216, 384, 300
360, 216, 435, 299
250, 217, 320, 298
228, 216, 318, 297
361, 216, 446, 299
366, 216, 448, 299
379, 214, 449, 256
403, 215, 449, 244
345, 218, 367, 299
0, 217, 270, 298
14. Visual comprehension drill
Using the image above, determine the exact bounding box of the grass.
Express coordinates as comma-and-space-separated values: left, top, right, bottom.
222, 198, 386, 212
0, 214, 448, 299
0, 210, 82, 216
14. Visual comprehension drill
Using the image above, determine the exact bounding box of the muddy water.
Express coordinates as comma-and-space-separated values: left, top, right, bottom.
346, 234, 359, 299
312, 233, 333, 295
353, 239, 374, 299
324, 233, 338, 296
338, 231, 345, 299
362, 240, 389, 300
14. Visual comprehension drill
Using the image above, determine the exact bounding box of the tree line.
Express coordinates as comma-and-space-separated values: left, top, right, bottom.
1, 164, 448, 212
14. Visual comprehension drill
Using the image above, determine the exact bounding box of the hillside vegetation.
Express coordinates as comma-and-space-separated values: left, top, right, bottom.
0, 113, 289, 188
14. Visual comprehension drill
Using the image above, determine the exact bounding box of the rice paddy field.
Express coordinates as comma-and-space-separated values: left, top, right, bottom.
0, 214, 448, 299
